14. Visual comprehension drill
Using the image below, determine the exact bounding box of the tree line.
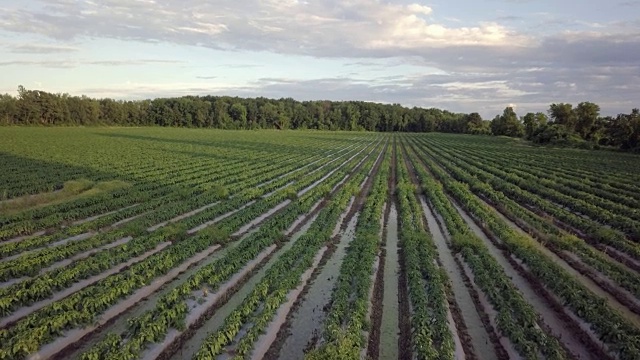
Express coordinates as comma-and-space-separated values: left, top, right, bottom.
1, 86, 638, 151
0, 86, 467, 132
490, 103, 640, 151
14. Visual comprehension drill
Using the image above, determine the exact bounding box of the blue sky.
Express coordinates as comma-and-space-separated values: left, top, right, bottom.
1, 0, 639, 118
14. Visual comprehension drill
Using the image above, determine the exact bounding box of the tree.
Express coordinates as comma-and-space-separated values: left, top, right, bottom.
0, 94, 17, 124
548, 103, 577, 131
607, 109, 640, 150
465, 112, 487, 134
361, 106, 380, 131
340, 103, 360, 131
212, 99, 231, 128
523, 113, 536, 139
491, 107, 524, 137
229, 103, 247, 129
258, 102, 279, 129
574, 101, 600, 139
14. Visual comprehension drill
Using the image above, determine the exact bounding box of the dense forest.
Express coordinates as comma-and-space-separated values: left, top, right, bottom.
1, 86, 639, 151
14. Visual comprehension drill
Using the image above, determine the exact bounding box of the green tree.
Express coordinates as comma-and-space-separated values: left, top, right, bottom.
229, 103, 247, 129
491, 107, 524, 137
212, 99, 231, 128
0, 94, 17, 124
548, 103, 577, 131
466, 112, 487, 134
607, 109, 640, 150
574, 101, 600, 139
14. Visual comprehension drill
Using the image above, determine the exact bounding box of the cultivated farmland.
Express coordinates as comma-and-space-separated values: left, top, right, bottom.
1, 128, 640, 360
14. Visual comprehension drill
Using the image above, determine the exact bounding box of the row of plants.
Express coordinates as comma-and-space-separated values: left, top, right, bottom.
0, 228, 180, 318
416, 136, 640, 261
79, 138, 384, 360
0, 138, 379, 359
407, 138, 640, 359
0, 130, 313, 201
441, 141, 640, 209
413, 136, 640, 301
0, 156, 314, 281
0, 141, 349, 264
432, 133, 640, 183
425, 139, 640, 240
191, 142, 383, 360
0, 134, 347, 240
307, 142, 390, 359
0, 153, 222, 224
402, 140, 569, 360
445, 135, 640, 197
0, 230, 128, 281
0, 139, 377, 319
396, 145, 454, 360
0, 223, 209, 359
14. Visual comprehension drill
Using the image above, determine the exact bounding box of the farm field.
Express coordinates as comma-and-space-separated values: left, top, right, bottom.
0, 127, 640, 360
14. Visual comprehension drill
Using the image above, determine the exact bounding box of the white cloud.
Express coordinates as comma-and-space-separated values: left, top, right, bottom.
0, 0, 530, 54
6, 43, 79, 54
0, 59, 184, 68
407, 4, 433, 15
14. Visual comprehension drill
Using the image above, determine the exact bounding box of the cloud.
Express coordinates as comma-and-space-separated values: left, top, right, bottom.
0, 59, 183, 68
212, 64, 263, 69
0, 0, 530, 55
7, 43, 79, 53
494, 15, 523, 22
406, 4, 433, 16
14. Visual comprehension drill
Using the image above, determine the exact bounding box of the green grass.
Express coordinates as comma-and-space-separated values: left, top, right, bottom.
0, 179, 130, 214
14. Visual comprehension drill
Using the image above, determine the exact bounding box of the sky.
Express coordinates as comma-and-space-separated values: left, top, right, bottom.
1, 0, 639, 118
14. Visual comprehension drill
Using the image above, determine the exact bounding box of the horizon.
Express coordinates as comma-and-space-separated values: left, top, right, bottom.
1, 0, 639, 119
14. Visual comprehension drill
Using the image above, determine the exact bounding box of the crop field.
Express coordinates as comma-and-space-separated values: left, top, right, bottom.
1, 127, 640, 360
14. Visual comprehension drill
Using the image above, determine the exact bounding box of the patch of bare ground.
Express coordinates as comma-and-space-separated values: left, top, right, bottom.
366, 202, 388, 360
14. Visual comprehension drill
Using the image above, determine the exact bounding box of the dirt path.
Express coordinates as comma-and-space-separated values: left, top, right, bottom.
2, 231, 46, 245
187, 200, 256, 234
71, 203, 140, 225
232, 200, 292, 237
420, 198, 495, 360
297, 140, 375, 197
37, 236, 132, 275
274, 215, 359, 359
66, 239, 244, 360
399, 139, 477, 360
250, 246, 328, 360
377, 203, 400, 360
147, 201, 221, 231
265, 139, 386, 359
